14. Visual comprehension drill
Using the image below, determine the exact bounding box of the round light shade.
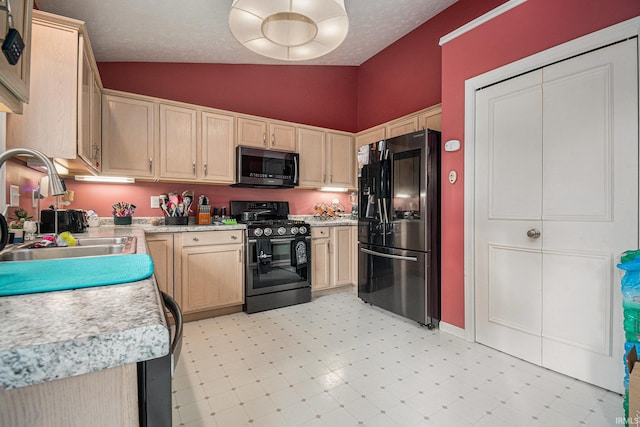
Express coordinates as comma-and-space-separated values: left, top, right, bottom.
229, 0, 349, 61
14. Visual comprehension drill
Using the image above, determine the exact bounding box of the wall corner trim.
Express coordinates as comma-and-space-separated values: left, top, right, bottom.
439, 321, 470, 341
439, 0, 528, 46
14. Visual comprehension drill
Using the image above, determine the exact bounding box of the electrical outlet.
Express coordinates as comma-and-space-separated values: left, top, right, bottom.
150, 196, 160, 209
32, 190, 37, 208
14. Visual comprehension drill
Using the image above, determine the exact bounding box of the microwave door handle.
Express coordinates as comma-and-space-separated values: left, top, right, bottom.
293, 155, 299, 185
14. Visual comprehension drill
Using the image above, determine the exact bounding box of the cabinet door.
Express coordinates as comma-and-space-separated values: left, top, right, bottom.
418, 110, 442, 131
7, 16, 77, 158
386, 116, 418, 138
201, 112, 235, 183
332, 226, 353, 287
90, 78, 102, 171
269, 123, 296, 151
77, 42, 100, 174
312, 238, 331, 291
356, 127, 385, 149
297, 128, 326, 187
102, 94, 157, 178
327, 133, 354, 188
159, 104, 197, 180
146, 234, 175, 300
181, 244, 244, 313
237, 117, 267, 148
0, 0, 33, 112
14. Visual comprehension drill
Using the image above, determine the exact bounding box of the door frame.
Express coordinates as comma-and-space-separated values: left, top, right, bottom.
462, 17, 640, 342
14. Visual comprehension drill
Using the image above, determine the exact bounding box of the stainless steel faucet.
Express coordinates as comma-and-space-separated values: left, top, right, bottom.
0, 148, 66, 235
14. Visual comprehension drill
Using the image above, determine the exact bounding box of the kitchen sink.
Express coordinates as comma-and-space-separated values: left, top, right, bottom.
0, 236, 137, 262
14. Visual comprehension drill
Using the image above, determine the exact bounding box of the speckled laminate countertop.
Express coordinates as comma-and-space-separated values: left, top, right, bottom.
0, 226, 168, 390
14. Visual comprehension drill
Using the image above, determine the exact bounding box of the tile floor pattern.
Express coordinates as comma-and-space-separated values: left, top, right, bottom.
172, 291, 623, 426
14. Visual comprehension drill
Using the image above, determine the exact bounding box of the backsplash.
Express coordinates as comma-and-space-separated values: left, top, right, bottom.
5, 161, 353, 218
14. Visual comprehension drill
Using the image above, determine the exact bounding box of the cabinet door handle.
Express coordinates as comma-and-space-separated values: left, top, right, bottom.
263, 133, 266, 146
271, 134, 275, 146
231, 235, 238, 240
192, 237, 199, 242
192, 161, 196, 176
238, 248, 242, 263
203, 162, 207, 176
149, 158, 153, 173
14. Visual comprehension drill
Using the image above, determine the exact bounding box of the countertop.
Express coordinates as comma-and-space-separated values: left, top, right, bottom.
0, 226, 169, 390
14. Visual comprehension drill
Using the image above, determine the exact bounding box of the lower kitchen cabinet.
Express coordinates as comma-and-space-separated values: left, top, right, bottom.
179, 230, 244, 315
146, 233, 175, 301
311, 226, 355, 291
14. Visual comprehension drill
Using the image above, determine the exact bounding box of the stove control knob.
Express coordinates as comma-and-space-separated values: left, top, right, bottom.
253, 228, 263, 237
264, 227, 273, 236
299, 226, 307, 235
277, 227, 286, 236
290, 226, 299, 235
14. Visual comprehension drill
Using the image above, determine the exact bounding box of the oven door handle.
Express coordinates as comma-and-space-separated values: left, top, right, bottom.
248, 236, 311, 244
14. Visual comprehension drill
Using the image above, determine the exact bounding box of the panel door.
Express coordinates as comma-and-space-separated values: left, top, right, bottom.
475, 70, 544, 365
237, 117, 267, 148
327, 133, 354, 188
475, 39, 638, 393
146, 234, 175, 300
297, 128, 326, 187
159, 104, 197, 180
312, 238, 331, 291
201, 111, 235, 183
539, 39, 637, 392
269, 123, 297, 151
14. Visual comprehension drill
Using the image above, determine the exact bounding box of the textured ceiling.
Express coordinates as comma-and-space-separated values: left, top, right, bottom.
34, 0, 457, 66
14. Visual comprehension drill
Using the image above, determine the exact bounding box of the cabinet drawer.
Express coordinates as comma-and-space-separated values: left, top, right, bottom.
182, 230, 243, 247
311, 228, 330, 239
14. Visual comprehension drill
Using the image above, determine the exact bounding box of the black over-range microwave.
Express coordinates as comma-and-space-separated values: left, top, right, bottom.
232, 146, 299, 189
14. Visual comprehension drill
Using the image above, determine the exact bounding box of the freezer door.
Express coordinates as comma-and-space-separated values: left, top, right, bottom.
358, 244, 438, 326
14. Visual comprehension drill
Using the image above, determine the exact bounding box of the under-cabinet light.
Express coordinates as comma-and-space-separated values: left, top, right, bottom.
74, 175, 135, 183
319, 187, 348, 192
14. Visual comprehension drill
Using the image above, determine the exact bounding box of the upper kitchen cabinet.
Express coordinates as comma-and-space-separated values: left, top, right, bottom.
418, 105, 442, 131
386, 117, 418, 138
0, 0, 33, 114
355, 126, 385, 149
237, 117, 296, 152
101, 91, 158, 178
6, 10, 103, 174
298, 127, 354, 189
159, 103, 197, 181
201, 111, 235, 183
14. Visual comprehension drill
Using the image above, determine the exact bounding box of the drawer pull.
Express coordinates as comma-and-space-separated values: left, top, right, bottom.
231, 235, 238, 240
192, 237, 199, 242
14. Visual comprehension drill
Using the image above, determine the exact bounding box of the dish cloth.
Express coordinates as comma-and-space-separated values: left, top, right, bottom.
256, 238, 272, 274
0, 254, 154, 297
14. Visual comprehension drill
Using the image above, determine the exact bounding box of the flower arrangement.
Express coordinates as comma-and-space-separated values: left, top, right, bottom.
8, 208, 32, 229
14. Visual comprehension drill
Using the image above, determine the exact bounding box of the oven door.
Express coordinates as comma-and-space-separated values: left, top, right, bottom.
246, 236, 310, 296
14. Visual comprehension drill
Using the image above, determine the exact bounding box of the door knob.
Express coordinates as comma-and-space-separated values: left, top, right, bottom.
527, 229, 541, 239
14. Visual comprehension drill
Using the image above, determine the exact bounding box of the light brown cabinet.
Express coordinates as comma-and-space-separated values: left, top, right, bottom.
0, 0, 33, 113
200, 111, 235, 183
237, 117, 296, 151
101, 92, 158, 178
298, 128, 354, 188
311, 226, 355, 291
7, 10, 102, 174
179, 230, 244, 314
159, 103, 197, 180
146, 233, 175, 301
386, 116, 418, 138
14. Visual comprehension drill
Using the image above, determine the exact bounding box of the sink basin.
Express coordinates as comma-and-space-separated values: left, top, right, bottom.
0, 236, 137, 262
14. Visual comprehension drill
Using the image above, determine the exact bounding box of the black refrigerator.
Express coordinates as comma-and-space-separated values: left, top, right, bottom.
357, 129, 441, 328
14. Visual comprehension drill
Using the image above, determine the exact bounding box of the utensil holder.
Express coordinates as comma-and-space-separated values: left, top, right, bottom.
114, 216, 132, 225
165, 217, 189, 226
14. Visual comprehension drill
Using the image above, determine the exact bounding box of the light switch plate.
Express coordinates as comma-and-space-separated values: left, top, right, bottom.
150, 196, 160, 208
448, 170, 457, 184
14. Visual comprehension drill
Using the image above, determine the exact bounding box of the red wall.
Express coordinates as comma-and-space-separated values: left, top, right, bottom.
356, 0, 505, 131
440, 0, 640, 328
97, 63, 358, 133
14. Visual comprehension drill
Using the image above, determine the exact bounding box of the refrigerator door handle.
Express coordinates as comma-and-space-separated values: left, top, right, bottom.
360, 247, 418, 262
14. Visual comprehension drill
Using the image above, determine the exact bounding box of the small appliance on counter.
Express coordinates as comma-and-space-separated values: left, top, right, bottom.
40, 208, 87, 233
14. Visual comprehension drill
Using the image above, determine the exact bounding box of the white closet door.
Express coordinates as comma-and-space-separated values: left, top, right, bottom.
475, 70, 544, 365
475, 38, 638, 393
541, 38, 638, 393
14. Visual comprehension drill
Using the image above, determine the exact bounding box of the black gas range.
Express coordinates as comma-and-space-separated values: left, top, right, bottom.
230, 201, 312, 313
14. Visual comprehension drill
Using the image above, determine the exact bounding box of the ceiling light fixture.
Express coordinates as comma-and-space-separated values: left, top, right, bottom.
229, 0, 349, 61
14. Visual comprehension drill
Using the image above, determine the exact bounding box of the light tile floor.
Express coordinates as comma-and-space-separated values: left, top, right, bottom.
172, 290, 623, 426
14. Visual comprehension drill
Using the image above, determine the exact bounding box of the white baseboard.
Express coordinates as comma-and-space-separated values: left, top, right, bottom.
439, 321, 468, 341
